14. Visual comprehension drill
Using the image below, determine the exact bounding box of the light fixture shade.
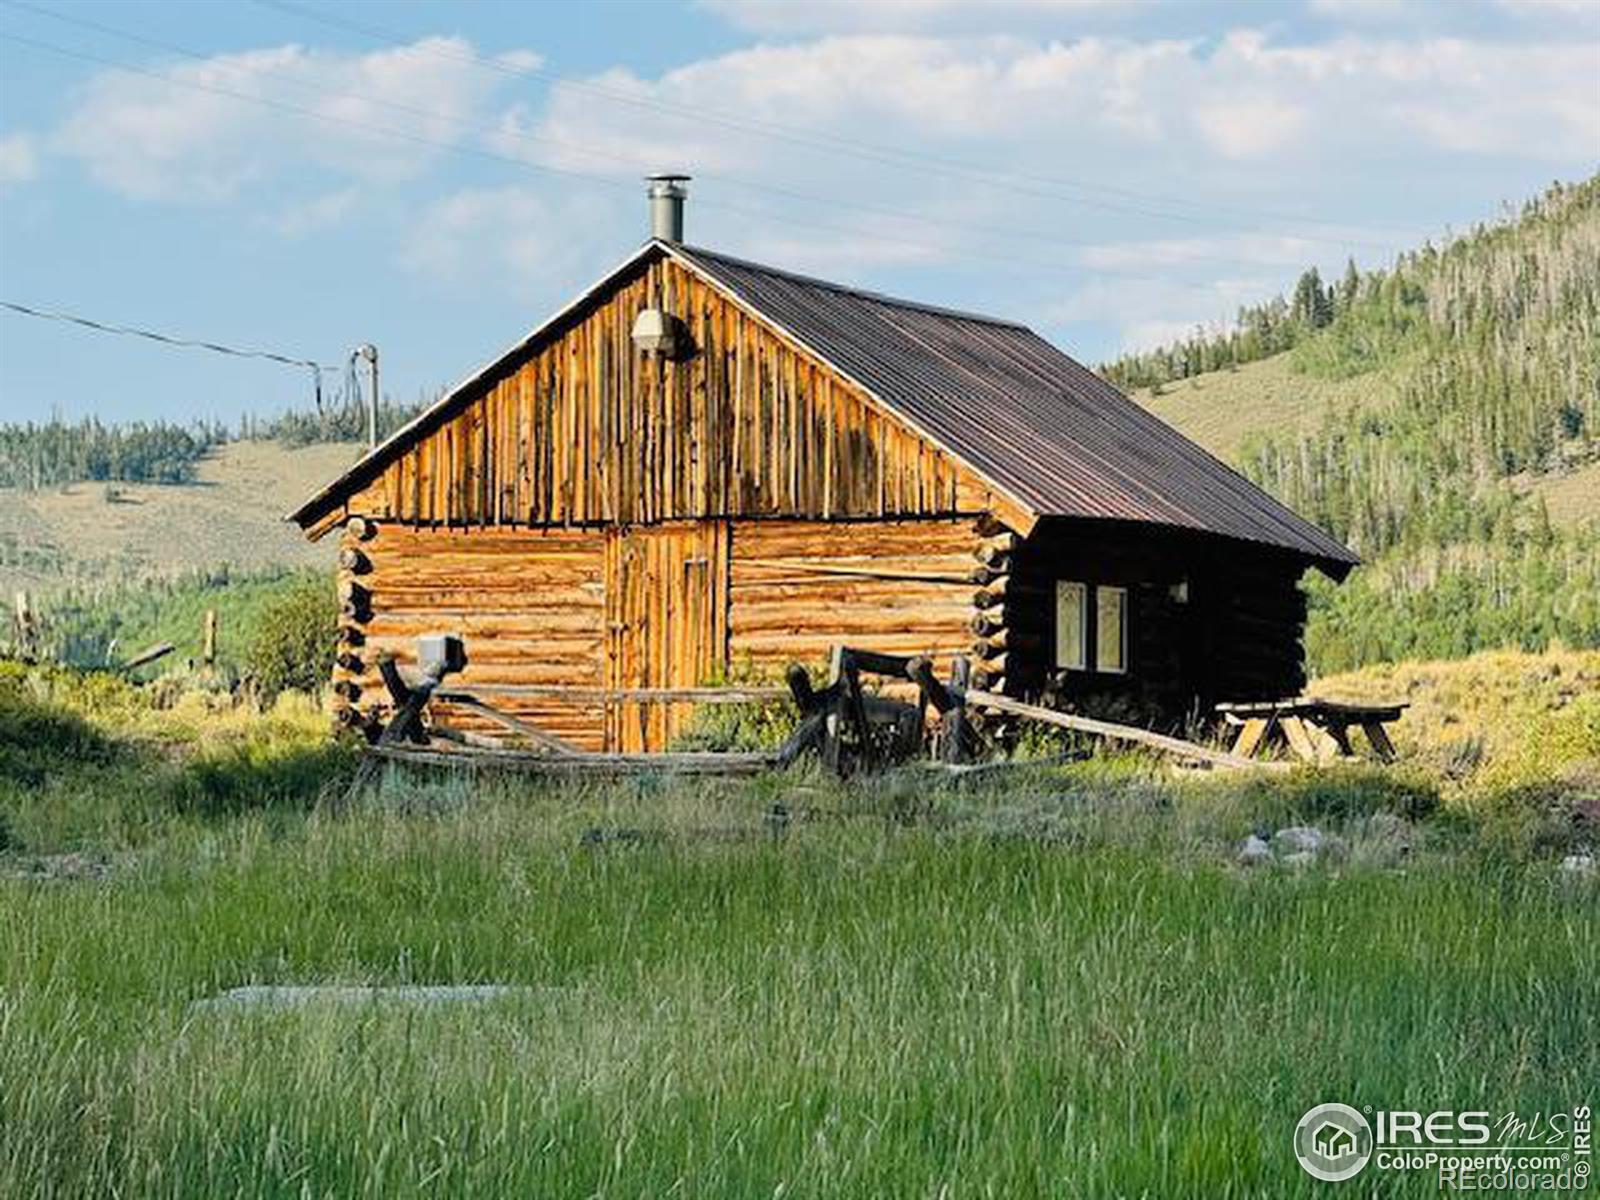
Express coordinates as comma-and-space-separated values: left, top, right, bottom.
631, 308, 687, 357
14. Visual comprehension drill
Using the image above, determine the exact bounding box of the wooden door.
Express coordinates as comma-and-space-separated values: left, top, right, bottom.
604, 521, 730, 752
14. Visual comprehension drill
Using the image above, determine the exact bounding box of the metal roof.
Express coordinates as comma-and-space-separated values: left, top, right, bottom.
290, 239, 1356, 571
671, 243, 1357, 570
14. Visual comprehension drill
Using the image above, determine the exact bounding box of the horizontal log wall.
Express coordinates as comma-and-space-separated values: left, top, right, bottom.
333, 523, 608, 751
1005, 520, 1312, 725
1209, 563, 1308, 702
329, 515, 1309, 749
728, 519, 983, 686
335, 516, 991, 751
335, 258, 1009, 532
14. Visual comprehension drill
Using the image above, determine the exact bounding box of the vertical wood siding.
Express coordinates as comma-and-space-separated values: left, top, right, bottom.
338, 259, 1001, 530
605, 521, 731, 753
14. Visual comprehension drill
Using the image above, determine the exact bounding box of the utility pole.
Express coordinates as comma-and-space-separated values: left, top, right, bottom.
354, 343, 379, 449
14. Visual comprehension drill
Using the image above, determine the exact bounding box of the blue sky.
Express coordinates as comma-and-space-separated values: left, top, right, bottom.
1, 0, 1596, 427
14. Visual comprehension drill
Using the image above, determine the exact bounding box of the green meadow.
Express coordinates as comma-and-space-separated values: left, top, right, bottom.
2, 660, 1597, 1198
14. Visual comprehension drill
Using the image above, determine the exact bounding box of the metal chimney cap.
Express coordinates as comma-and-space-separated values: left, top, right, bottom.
647, 173, 691, 195
646, 173, 690, 243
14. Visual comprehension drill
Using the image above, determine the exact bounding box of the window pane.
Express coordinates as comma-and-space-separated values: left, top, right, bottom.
1097, 586, 1127, 674
1055, 581, 1086, 670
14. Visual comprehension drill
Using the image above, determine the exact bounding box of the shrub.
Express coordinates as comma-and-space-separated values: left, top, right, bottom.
245, 577, 336, 701
175, 734, 354, 818
1228, 764, 1440, 826
0, 679, 123, 787
669, 697, 798, 752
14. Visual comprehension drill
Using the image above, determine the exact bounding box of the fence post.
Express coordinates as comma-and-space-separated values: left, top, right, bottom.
943, 656, 973, 764
202, 608, 218, 670
13, 590, 32, 658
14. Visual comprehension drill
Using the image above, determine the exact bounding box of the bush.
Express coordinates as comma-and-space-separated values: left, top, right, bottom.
176, 734, 354, 818
245, 577, 336, 701
1227, 764, 1440, 826
669, 697, 798, 752
0, 678, 124, 787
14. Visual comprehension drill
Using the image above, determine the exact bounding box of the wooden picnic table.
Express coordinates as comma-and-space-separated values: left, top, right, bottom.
1215, 697, 1407, 764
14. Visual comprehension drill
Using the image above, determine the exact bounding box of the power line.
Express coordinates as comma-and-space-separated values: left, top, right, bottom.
1, 0, 1358, 272
1, 299, 338, 405
0, 28, 1342, 300
252, 0, 1407, 253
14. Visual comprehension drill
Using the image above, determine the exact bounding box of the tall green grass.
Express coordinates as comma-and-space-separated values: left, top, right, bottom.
1, 771, 1596, 1198
1, 665, 1596, 1196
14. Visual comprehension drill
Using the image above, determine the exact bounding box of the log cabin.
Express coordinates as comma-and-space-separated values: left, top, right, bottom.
290, 176, 1357, 753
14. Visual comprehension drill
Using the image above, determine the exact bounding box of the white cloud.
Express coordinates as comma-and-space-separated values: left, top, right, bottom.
1079, 232, 1322, 271
54, 38, 540, 202
262, 187, 359, 237
1047, 274, 1280, 353
401, 186, 617, 299
698, 0, 1141, 35
43, 18, 1586, 350
519, 34, 1198, 193
0, 133, 39, 187
1192, 95, 1309, 160
1307, 0, 1412, 21
1497, 0, 1600, 17
518, 29, 1597, 198
423, 21, 1596, 343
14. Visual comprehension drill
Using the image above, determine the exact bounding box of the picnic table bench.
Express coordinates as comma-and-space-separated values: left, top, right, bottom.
1215, 697, 1407, 764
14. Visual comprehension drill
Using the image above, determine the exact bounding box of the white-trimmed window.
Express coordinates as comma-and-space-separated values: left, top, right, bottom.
1055, 581, 1087, 670
1096, 586, 1128, 675
1056, 581, 1129, 673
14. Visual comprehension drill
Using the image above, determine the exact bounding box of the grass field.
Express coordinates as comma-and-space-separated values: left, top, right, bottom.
0, 440, 349, 597
1519, 459, 1600, 531
2, 653, 1597, 1197
1130, 353, 1400, 461
1135, 353, 1600, 535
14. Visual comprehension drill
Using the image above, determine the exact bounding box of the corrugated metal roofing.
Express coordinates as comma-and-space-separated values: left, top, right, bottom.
290, 239, 1355, 571
671, 243, 1357, 569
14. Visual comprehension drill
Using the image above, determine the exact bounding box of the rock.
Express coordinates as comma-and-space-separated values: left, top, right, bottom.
1353, 813, 1412, 867
1282, 851, 1317, 869
1274, 826, 1325, 855
1559, 854, 1596, 878
1238, 834, 1273, 866
2, 852, 113, 883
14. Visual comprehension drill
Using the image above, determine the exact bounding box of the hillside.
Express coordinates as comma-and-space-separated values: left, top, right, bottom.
1138, 340, 1599, 533
1516, 459, 1600, 531
1128, 174, 1600, 672
0, 440, 351, 598
1134, 352, 1403, 462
